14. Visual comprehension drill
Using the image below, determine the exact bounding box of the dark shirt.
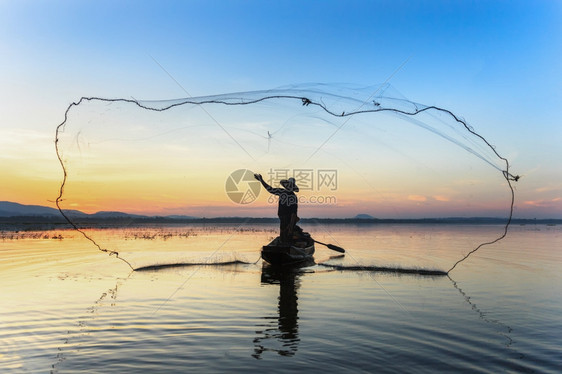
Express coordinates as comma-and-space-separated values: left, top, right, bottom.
261, 182, 298, 216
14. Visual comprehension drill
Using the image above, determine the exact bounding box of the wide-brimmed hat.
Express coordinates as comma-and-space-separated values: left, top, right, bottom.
280, 177, 299, 192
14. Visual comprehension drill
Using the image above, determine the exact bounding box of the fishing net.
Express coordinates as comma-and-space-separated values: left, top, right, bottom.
55, 83, 518, 272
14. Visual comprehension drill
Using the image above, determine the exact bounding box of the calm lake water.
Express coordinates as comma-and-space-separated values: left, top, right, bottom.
1, 223, 561, 373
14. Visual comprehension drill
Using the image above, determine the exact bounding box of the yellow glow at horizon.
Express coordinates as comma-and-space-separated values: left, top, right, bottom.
54, 147, 507, 216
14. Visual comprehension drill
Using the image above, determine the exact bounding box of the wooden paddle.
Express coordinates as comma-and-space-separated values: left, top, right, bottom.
312, 239, 345, 253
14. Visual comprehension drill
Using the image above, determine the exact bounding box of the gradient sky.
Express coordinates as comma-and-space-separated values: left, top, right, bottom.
1, 0, 560, 218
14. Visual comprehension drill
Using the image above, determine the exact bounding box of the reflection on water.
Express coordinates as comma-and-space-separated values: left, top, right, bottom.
51, 273, 131, 373
253, 262, 313, 359
449, 275, 515, 349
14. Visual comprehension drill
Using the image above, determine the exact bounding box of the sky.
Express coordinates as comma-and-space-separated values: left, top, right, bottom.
0, 0, 560, 218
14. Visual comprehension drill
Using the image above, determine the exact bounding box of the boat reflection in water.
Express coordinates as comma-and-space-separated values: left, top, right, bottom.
252, 260, 314, 359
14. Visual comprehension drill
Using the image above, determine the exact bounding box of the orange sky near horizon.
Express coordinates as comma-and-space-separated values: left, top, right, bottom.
1, 141, 558, 219
25, 156, 511, 219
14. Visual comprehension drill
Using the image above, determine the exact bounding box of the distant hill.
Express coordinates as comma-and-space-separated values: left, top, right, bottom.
90, 211, 145, 219
0, 201, 62, 217
0, 201, 135, 219
354, 214, 375, 219
0, 201, 197, 221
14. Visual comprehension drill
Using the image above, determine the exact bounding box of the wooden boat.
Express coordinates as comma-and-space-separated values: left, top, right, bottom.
261, 235, 315, 266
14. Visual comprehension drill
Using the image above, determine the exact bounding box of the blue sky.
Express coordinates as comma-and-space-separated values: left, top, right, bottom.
0, 1, 560, 218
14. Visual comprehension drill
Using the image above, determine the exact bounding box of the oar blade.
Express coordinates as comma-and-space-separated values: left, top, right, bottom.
327, 244, 345, 253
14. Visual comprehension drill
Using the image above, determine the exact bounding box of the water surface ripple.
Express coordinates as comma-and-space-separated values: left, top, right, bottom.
1, 224, 560, 373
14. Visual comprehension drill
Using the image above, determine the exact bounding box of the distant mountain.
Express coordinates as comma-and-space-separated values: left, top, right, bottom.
354, 214, 375, 219
0, 201, 196, 220
0, 201, 61, 217
91, 211, 145, 219
0, 201, 125, 218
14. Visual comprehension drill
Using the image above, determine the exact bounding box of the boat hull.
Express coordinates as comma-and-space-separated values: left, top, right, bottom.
261, 237, 315, 266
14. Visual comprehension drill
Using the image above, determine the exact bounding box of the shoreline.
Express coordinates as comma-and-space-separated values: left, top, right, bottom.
1, 216, 559, 232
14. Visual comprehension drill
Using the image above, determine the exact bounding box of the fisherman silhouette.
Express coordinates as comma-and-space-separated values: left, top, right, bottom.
254, 174, 299, 243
